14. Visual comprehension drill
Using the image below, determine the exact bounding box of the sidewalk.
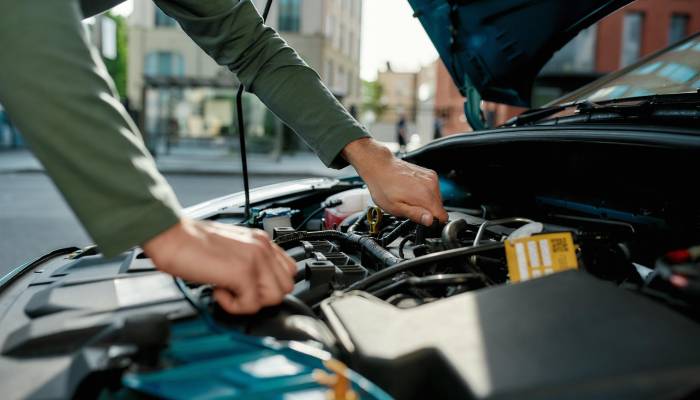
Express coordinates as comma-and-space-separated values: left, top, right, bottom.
0, 149, 355, 178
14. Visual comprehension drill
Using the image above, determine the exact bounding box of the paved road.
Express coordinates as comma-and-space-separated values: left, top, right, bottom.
0, 173, 306, 275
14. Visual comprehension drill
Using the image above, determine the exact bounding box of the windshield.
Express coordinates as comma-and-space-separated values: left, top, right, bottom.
553, 33, 700, 105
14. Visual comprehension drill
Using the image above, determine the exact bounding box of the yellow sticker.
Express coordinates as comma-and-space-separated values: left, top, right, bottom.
505, 232, 578, 283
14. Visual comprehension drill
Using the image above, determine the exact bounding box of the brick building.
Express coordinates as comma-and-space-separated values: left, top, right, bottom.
434, 0, 700, 136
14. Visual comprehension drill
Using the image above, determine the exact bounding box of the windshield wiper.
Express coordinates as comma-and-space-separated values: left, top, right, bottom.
506, 91, 700, 127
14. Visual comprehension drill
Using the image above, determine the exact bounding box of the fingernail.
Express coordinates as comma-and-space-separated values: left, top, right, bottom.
420, 213, 432, 226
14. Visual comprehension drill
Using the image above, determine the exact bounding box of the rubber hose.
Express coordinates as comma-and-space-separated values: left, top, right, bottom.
344, 242, 504, 292
379, 219, 415, 246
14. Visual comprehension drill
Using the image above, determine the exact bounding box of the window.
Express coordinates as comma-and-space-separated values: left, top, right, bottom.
278, 0, 301, 32
326, 60, 335, 87
340, 24, 346, 54
620, 12, 644, 68
669, 14, 689, 45
326, 15, 335, 39
337, 66, 347, 93
349, 32, 355, 58
145, 52, 185, 77
154, 8, 176, 27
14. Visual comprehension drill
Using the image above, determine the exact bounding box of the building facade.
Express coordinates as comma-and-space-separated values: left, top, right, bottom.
127, 0, 362, 111
434, 0, 700, 135
376, 66, 418, 123
125, 0, 362, 155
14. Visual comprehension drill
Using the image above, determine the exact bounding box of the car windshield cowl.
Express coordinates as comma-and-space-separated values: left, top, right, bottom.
506, 91, 700, 127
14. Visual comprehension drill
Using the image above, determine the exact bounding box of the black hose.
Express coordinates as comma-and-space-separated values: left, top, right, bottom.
295, 199, 343, 230
282, 294, 317, 318
173, 277, 223, 333
339, 210, 366, 231
344, 242, 504, 292
348, 207, 371, 233
275, 230, 401, 266
398, 235, 413, 259
379, 219, 415, 246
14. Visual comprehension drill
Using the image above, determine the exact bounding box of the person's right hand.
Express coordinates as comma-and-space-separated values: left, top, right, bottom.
142, 218, 296, 314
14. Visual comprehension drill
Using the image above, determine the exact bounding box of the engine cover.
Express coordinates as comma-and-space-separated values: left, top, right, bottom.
322, 271, 700, 400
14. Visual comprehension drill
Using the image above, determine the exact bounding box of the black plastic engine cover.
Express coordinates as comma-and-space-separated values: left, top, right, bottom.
322, 271, 700, 400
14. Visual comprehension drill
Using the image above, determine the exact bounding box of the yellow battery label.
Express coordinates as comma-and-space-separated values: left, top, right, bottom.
505, 232, 578, 283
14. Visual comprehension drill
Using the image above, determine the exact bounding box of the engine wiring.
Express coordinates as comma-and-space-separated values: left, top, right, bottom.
173, 277, 224, 333
472, 217, 535, 246
343, 242, 505, 292
370, 273, 488, 298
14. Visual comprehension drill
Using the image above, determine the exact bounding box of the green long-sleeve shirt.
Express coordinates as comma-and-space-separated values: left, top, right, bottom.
0, 0, 369, 257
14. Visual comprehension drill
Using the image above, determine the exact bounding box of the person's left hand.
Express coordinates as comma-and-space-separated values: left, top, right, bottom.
342, 138, 448, 226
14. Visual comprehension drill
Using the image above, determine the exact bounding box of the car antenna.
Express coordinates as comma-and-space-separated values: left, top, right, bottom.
237, 0, 274, 221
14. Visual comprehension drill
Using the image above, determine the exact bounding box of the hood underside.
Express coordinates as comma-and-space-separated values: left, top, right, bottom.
408, 0, 634, 107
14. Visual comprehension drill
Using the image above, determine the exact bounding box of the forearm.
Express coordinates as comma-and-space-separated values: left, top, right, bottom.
251, 66, 370, 168
0, 0, 182, 257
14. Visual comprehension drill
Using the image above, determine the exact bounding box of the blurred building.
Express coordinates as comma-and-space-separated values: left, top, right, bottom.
434, 0, 700, 135
363, 64, 423, 146
125, 0, 362, 155
376, 64, 418, 123
415, 61, 438, 145
266, 0, 363, 105
128, 1, 362, 106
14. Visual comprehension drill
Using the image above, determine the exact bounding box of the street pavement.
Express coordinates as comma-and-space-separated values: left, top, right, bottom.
0, 149, 356, 177
0, 172, 310, 276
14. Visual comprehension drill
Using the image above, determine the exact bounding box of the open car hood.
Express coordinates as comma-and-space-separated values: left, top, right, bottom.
407, 0, 633, 112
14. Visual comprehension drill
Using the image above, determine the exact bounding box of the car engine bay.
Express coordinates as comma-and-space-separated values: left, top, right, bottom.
3, 134, 700, 399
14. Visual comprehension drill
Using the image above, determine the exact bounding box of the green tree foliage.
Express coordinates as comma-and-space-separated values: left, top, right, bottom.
103, 13, 128, 100
361, 80, 387, 120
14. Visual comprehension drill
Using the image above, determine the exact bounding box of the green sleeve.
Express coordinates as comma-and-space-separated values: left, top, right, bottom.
155, 0, 370, 168
0, 0, 182, 257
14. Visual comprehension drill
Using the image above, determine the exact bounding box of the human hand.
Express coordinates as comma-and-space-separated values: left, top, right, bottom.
143, 218, 296, 314
342, 138, 448, 226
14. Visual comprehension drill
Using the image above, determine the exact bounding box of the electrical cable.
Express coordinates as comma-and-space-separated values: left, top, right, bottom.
348, 207, 371, 233
398, 235, 414, 259
371, 273, 487, 298
236, 0, 274, 220
472, 217, 535, 246
275, 230, 401, 266
344, 242, 504, 292
379, 219, 415, 246
295, 206, 325, 230
173, 277, 223, 333
295, 199, 342, 230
